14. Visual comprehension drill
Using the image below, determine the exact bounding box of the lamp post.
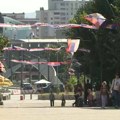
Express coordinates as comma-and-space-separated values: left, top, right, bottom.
20, 44, 24, 95
56, 49, 59, 94
38, 43, 41, 80
47, 44, 50, 82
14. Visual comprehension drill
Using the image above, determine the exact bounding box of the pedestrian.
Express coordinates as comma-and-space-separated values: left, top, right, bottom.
49, 92, 55, 107
84, 79, 92, 105
110, 73, 120, 108
100, 81, 108, 109
87, 89, 94, 107
72, 82, 83, 107
61, 94, 66, 107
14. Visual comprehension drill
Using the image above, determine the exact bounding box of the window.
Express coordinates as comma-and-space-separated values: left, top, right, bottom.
61, 17, 66, 20
61, 3, 65, 6
66, 3, 69, 6
61, 8, 65, 10
54, 12, 60, 15
60, 13, 65, 15
54, 17, 60, 19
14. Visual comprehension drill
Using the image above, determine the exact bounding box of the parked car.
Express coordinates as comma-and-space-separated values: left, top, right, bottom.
21, 83, 34, 94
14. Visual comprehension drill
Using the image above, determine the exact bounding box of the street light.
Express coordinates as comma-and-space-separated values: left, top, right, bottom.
47, 44, 50, 82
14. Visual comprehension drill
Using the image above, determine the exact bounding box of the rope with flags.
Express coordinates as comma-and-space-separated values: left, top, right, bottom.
0, 13, 117, 30
11, 59, 71, 66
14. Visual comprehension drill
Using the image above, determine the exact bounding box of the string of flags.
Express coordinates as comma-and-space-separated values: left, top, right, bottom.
3, 39, 81, 54
2, 13, 105, 68
0, 22, 97, 29
11, 59, 71, 66
0, 13, 117, 30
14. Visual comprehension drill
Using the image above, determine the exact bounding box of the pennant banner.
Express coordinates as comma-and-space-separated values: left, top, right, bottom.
0, 22, 98, 30
11, 59, 71, 66
0, 13, 117, 30
66, 39, 80, 54
84, 13, 106, 28
3, 46, 28, 51
78, 48, 90, 53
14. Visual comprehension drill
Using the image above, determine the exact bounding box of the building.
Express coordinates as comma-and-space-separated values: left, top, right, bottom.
1, 13, 39, 39
0, 14, 32, 40
36, 0, 87, 38
3, 39, 68, 88
2, 12, 38, 24
2, 12, 25, 20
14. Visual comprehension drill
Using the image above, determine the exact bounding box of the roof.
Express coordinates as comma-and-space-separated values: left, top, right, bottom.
19, 39, 68, 43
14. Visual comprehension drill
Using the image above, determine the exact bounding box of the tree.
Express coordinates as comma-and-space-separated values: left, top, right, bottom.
0, 13, 4, 34
65, 0, 120, 84
0, 35, 9, 54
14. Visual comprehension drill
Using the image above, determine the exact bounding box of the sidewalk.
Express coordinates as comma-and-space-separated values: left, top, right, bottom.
0, 94, 74, 108
0, 95, 120, 120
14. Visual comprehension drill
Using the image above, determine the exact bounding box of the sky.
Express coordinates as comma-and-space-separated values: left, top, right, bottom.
0, 0, 85, 13
0, 0, 86, 18
0, 0, 48, 13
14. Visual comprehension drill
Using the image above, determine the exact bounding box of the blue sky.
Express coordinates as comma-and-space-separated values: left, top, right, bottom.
0, 0, 48, 13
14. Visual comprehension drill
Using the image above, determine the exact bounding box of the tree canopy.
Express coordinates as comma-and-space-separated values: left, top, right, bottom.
65, 0, 120, 84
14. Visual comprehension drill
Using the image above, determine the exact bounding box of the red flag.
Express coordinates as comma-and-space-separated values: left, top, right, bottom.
66, 39, 80, 54
84, 13, 106, 28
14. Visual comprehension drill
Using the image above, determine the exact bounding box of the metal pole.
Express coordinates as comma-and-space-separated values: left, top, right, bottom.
10, 56, 13, 81
47, 44, 50, 82
57, 50, 59, 94
38, 57, 41, 80
20, 46, 24, 95
106, 0, 115, 17
48, 53, 50, 81
38, 43, 41, 80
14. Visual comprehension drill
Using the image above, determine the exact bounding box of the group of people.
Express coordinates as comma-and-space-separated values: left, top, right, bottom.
73, 73, 120, 109
49, 73, 120, 109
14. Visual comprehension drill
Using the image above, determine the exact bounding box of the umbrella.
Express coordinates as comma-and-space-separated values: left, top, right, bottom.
35, 79, 51, 84
0, 75, 13, 87
0, 75, 5, 82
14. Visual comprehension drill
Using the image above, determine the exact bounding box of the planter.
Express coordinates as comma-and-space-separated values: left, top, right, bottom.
0, 101, 3, 105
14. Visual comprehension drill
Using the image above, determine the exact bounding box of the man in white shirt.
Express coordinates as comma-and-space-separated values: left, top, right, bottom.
111, 73, 120, 108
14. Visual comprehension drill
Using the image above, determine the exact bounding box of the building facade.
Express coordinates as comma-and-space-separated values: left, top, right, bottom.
36, 0, 87, 38
2, 13, 25, 20
2, 16, 32, 40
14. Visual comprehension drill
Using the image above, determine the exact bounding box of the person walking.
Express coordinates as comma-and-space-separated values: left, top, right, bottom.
61, 94, 66, 107
49, 92, 55, 107
72, 83, 83, 107
110, 73, 120, 108
100, 81, 108, 108
87, 89, 94, 107
84, 79, 92, 105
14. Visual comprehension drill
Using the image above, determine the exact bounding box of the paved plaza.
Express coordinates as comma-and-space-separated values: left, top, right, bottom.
0, 95, 120, 120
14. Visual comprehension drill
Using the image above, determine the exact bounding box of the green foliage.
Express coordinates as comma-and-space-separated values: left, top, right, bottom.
65, 0, 120, 84
0, 35, 9, 53
68, 75, 78, 85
